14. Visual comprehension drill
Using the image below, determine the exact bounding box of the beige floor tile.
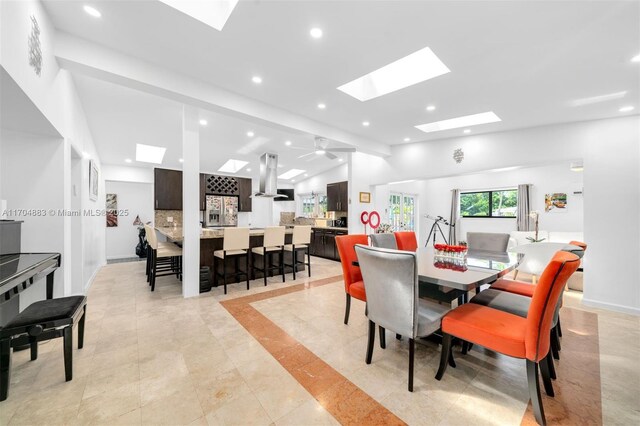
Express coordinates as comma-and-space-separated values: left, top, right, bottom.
82, 361, 140, 400
205, 391, 272, 426
274, 399, 340, 425
139, 389, 204, 425
76, 381, 140, 424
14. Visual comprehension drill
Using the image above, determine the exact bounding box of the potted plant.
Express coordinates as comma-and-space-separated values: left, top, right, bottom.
526, 211, 546, 243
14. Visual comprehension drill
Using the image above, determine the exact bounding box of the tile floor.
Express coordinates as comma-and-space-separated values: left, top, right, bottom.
0, 257, 638, 425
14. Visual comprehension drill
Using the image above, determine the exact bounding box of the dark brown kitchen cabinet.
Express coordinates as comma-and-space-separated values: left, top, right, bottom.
310, 228, 347, 261
237, 177, 252, 212
327, 180, 348, 212
154, 168, 183, 210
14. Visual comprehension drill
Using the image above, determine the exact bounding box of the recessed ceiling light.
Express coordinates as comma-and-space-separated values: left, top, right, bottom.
278, 169, 305, 180
304, 174, 308, 177
83, 5, 101, 18
218, 159, 249, 173
362, 121, 370, 127
251, 76, 262, 84
337, 46, 450, 101
631, 54, 640, 63
284, 140, 292, 146
135, 143, 166, 164
619, 106, 635, 112
416, 111, 501, 133
179, 158, 184, 163
158, 0, 238, 31
463, 129, 471, 134
315, 149, 326, 155
291, 179, 296, 183
82, 151, 90, 159
310, 28, 323, 39
403, 137, 411, 142
125, 158, 132, 163
246, 168, 252, 172
426, 105, 436, 112
247, 131, 254, 137
317, 103, 326, 109
199, 119, 208, 126
278, 164, 284, 168
338, 158, 344, 162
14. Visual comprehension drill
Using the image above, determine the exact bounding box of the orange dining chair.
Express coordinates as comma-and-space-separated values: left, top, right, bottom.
335, 234, 369, 325
394, 231, 418, 251
435, 251, 581, 426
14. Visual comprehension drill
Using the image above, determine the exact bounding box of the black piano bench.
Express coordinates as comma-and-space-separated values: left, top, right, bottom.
0, 295, 87, 401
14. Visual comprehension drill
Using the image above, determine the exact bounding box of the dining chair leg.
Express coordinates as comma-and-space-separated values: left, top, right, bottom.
552, 326, 561, 351
550, 330, 560, 360
366, 320, 375, 364
1, 338, 12, 401
291, 246, 297, 280
379, 326, 386, 349
78, 305, 86, 349
343, 294, 351, 325
222, 257, 227, 295
538, 356, 555, 397
307, 247, 311, 277
556, 318, 563, 337
263, 254, 268, 287
63, 326, 73, 381
29, 339, 37, 361
526, 360, 547, 426
396, 333, 402, 340
435, 333, 452, 380
545, 350, 557, 380
408, 338, 415, 392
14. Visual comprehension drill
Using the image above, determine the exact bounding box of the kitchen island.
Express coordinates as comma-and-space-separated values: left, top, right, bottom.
155, 227, 305, 291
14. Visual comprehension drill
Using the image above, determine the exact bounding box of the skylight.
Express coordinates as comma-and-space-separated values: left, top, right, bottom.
337, 47, 450, 101
158, 0, 238, 31
415, 112, 501, 133
135, 143, 166, 164
278, 169, 305, 180
218, 159, 249, 173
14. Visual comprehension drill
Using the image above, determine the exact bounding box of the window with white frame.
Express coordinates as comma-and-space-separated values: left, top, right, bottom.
300, 193, 327, 218
389, 192, 417, 231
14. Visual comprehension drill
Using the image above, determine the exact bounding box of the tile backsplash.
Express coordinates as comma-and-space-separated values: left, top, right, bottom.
155, 210, 183, 227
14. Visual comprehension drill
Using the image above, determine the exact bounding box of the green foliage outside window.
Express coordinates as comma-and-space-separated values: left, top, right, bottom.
460, 189, 517, 218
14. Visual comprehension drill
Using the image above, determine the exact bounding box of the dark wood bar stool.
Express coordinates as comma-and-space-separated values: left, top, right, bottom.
0, 295, 87, 401
214, 227, 250, 294
283, 225, 312, 280
252, 226, 286, 287
144, 224, 183, 291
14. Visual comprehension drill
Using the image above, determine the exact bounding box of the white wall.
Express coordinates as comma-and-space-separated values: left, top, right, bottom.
103, 165, 154, 184
0, 130, 65, 307
582, 116, 640, 315
1, 0, 105, 294
406, 162, 584, 245
105, 181, 154, 260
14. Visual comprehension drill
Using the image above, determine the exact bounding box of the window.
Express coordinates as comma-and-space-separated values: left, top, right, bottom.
300, 193, 327, 218
389, 192, 417, 230
460, 189, 517, 218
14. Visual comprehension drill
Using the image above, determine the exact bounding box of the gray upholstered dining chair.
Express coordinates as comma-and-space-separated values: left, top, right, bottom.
354, 244, 451, 392
369, 233, 398, 249
466, 232, 510, 252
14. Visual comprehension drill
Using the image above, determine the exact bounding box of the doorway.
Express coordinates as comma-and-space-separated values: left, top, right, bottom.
389, 192, 417, 231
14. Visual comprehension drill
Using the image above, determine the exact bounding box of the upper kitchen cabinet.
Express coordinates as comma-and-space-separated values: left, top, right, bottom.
327, 181, 348, 212
237, 177, 252, 212
154, 168, 183, 210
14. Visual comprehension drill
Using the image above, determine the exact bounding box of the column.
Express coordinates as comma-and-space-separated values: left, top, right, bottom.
182, 106, 200, 298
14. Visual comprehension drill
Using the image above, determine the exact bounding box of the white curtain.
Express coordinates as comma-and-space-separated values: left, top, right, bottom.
517, 184, 532, 231
449, 189, 460, 244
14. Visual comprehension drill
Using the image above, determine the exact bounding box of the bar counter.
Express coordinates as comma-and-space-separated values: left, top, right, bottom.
154, 226, 304, 291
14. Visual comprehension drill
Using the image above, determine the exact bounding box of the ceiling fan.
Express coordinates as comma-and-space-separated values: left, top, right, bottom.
289, 136, 356, 160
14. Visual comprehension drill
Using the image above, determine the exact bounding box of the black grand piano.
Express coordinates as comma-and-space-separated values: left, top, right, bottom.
0, 253, 61, 326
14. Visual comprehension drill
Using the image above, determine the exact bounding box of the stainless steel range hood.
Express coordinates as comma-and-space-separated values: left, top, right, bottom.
253, 152, 288, 198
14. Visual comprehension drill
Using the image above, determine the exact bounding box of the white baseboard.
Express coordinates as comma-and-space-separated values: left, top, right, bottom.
582, 298, 640, 316
83, 261, 105, 294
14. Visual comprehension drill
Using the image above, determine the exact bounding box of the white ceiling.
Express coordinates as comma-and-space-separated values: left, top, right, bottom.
72, 74, 349, 179
43, 0, 639, 168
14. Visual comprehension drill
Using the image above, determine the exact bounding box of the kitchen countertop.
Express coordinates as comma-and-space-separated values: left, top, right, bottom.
155, 226, 295, 241
311, 226, 349, 231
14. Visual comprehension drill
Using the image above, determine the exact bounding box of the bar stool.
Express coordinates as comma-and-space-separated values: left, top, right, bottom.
144, 224, 183, 291
214, 227, 250, 294
283, 225, 312, 280
252, 226, 286, 287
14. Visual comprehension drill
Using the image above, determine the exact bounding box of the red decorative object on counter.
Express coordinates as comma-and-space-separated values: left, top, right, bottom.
433, 259, 468, 272
434, 244, 468, 253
